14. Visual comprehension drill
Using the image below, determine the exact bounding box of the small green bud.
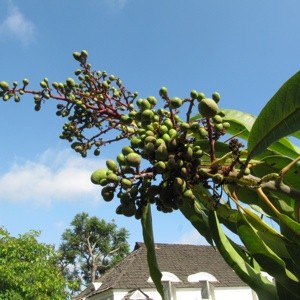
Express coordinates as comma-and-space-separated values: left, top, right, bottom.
0, 81, 9, 91
159, 86, 168, 98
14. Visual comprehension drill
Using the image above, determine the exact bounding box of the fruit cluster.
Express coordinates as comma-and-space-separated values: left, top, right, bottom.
0, 50, 237, 217
90, 85, 233, 217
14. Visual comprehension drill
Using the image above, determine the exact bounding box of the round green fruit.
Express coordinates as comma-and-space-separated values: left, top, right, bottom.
190, 90, 198, 99
170, 97, 182, 109
0, 81, 9, 91
117, 153, 126, 165
154, 161, 166, 173
126, 153, 141, 167
91, 168, 108, 184
159, 86, 168, 98
101, 186, 115, 202
212, 92, 221, 103
198, 98, 219, 118
121, 178, 133, 189
147, 96, 157, 106
122, 145, 134, 155
106, 159, 118, 172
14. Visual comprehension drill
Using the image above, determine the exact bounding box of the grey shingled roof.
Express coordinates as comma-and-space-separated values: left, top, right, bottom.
86, 242, 247, 298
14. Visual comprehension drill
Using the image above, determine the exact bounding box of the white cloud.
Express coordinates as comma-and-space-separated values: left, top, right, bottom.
0, 2, 35, 46
177, 229, 210, 245
0, 148, 105, 206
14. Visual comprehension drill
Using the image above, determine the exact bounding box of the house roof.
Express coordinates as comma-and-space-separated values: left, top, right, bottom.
82, 242, 247, 299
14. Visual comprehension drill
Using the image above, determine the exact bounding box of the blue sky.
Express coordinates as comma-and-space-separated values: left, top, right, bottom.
0, 0, 300, 250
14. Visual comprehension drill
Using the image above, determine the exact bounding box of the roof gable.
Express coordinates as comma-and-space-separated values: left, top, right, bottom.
87, 242, 247, 297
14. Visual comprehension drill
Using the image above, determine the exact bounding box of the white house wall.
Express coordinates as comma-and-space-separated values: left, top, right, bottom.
214, 287, 258, 300
92, 287, 257, 300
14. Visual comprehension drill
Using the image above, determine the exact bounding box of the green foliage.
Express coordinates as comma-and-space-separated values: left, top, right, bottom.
3, 51, 300, 299
0, 228, 67, 300
58, 212, 130, 292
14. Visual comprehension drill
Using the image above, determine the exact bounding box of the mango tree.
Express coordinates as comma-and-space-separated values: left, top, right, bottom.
1, 50, 300, 299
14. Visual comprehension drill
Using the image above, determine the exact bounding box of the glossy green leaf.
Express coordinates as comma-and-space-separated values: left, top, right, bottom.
208, 210, 277, 299
237, 212, 300, 297
242, 208, 290, 259
247, 71, 300, 160
180, 198, 214, 246
141, 203, 164, 299
279, 214, 300, 247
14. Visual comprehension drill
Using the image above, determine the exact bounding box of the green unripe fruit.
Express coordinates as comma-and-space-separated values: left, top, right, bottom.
162, 133, 171, 143
163, 118, 173, 129
122, 202, 136, 217
106, 159, 118, 172
66, 77, 76, 87
126, 152, 141, 167
139, 99, 151, 111
180, 122, 190, 131
173, 177, 186, 194
213, 174, 223, 184
199, 127, 208, 138
155, 144, 168, 161
197, 92, 206, 101
121, 178, 133, 189
91, 168, 108, 184
116, 205, 123, 215
131, 137, 143, 148
121, 114, 133, 125
117, 153, 126, 165
194, 149, 203, 158
180, 167, 188, 177
243, 167, 251, 175
184, 146, 193, 161
154, 161, 166, 173
141, 109, 154, 121
94, 148, 101, 156
159, 86, 168, 98
198, 98, 219, 118
170, 97, 183, 109
81, 50, 88, 58
40, 81, 48, 89
144, 135, 156, 144
190, 122, 199, 132
212, 92, 221, 103
147, 96, 157, 106
122, 145, 134, 155
145, 130, 155, 136
107, 173, 119, 184
22, 78, 29, 86
167, 156, 177, 169
168, 128, 177, 137
155, 138, 166, 147
159, 125, 169, 135
73, 52, 81, 61
144, 142, 155, 155
223, 122, 230, 129
190, 90, 198, 99
215, 123, 224, 131
101, 186, 115, 202
0, 81, 9, 91
212, 115, 223, 124
183, 189, 195, 201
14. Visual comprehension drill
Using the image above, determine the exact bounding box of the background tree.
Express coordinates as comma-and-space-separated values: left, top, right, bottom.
58, 212, 130, 290
2, 50, 300, 299
0, 227, 67, 300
